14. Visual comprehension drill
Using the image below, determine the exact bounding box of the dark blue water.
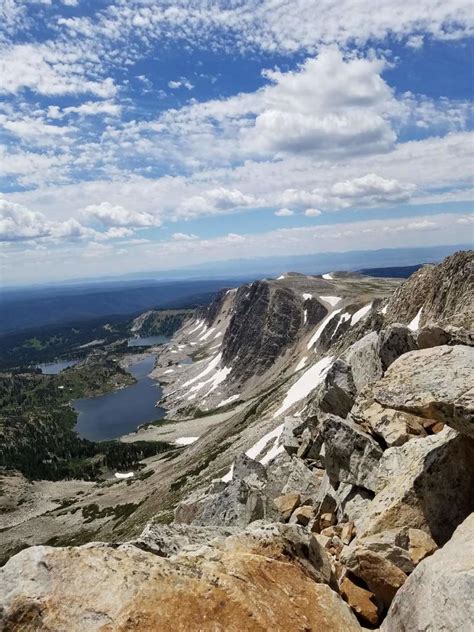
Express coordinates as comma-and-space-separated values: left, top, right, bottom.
38, 359, 79, 374
73, 355, 166, 441
127, 335, 168, 348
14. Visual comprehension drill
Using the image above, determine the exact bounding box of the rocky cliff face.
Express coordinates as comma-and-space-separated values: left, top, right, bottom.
384, 250, 473, 329
1, 251, 473, 631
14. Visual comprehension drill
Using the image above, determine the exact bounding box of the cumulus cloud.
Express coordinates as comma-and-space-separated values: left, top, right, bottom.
304, 208, 322, 217
82, 202, 161, 228
177, 188, 258, 218
275, 208, 294, 217
0, 198, 51, 241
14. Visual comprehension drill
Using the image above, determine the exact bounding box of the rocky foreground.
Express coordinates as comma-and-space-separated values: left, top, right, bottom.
1, 251, 473, 631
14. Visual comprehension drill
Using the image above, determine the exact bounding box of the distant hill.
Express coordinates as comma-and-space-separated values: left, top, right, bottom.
0, 279, 250, 336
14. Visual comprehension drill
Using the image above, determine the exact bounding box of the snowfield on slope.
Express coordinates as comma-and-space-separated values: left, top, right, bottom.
273, 356, 334, 418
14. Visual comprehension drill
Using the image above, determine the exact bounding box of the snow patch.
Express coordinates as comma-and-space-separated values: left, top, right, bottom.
163, 369, 174, 374
277, 275, 286, 280
408, 307, 423, 331
381, 303, 389, 315
295, 356, 307, 372
302, 293, 313, 300
303, 309, 308, 324
246, 424, 285, 461
322, 273, 333, 280
217, 394, 240, 408
115, 472, 134, 479
188, 320, 205, 335
307, 310, 342, 349
351, 302, 373, 326
273, 356, 334, 418
175, 436, 199, 446
182, 353, 222, 387
332, 312, 351, 338
199, 326, 216, 342
320, 295, 341, 306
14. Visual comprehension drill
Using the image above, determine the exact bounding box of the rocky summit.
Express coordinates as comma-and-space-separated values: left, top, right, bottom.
1, 250, 473, 631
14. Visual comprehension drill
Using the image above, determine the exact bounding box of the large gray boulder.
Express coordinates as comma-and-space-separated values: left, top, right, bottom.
373, 345, 474, 438
360, 428, 474, 544
344, 332, 383, 393
316, 359, 357, 418
319, 414, 383, 492
382, 513, 474, 632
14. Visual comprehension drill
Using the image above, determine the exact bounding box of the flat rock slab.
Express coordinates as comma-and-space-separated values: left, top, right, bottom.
372, 345, 474, 438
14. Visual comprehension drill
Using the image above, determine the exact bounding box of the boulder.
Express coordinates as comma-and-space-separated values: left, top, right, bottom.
382, 513, 474, 631
372, 345, 474, 438
353, 400, 426, 447
345, 332, 383, 393
340, 575, 380, 626
290, 505, 314, 526
0, 524, 363, 632
317, 359, 356, 418
378, 324, 417, 371
357, 528, 414, 574
280, 417, 304, 455
335, 483, 373, 526
360, 429, 474, 545
273, 493, 301, 521
281, 457, 323, 501
320, 414, 383, 491
233, 453, 267, 483
407, 528, 438, 565
341, 545, 408, 608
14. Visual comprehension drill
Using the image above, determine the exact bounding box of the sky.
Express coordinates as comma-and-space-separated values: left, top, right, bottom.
0, 0, 473, 284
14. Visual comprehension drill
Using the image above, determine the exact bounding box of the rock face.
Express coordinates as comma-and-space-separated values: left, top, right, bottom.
372, 345, 474, 438
221, 281, 317, 381
382, 513, 474, 632
0, 524, 362, 632
384, 251, 474, 329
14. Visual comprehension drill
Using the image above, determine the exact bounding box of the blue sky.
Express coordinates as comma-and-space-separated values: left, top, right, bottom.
0, 0, 473, 283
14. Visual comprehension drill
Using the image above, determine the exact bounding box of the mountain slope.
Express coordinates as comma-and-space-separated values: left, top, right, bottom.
1, 251, 473, 631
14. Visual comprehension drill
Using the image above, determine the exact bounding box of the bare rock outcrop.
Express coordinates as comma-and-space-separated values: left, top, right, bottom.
0, 524, 362, 632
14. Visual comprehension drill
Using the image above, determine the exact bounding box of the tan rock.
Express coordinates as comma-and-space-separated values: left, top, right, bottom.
0, 527, 363, 632
273, 493, 300, 521
320, 512, 337, 530
290, 505, 314, 526
341, 545, 407, 608
340, 575, 380, 626
408, 528, 438, 565
341, 521, 355, 545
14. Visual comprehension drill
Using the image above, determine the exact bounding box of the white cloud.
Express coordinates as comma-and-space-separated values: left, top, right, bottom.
0, 198, 51, 241
172, 232, 198, 241
82, 202, 161, 228
304, 208, 322, 217
0, 44, 117, 97
275, 208, 294, 217
168, 78, 194, 90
